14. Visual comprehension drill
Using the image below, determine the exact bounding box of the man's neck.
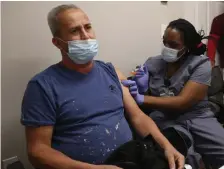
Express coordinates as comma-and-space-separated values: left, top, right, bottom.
61, 57, 94, 74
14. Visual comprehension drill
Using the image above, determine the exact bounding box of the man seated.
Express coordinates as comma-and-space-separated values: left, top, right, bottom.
21, 4, 184, 169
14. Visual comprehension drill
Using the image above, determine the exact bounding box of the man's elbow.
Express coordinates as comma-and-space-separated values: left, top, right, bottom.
27, 144, 45, 168
27, 147, 38, 167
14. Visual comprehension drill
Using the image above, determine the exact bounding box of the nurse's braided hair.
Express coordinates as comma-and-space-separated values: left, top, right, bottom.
167, 18, 208, 56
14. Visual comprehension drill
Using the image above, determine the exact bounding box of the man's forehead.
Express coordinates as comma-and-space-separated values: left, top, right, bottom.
57, 9, 90, 26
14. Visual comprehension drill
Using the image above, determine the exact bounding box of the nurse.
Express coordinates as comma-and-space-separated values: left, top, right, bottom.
122, 19, 224, 168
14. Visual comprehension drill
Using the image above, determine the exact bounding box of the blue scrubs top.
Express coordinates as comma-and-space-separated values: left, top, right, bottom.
145, 55, 212, 119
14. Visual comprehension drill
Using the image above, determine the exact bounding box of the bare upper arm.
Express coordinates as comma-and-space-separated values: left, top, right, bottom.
26, 126, 53, 152
115, 67, 127, 81
114, 68, 130, 99
179, 80, 208, 107
114, 68, 143, 118
114, 68, 129, 96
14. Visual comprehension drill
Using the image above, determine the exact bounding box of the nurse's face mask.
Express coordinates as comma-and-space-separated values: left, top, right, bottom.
162, 46, 186, 63
162, 27, 187, 63
57, 38, 99, 64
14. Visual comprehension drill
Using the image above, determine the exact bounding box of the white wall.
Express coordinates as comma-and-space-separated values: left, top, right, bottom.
0, 0, 2, 165
183, 1, 224, 65
207, 1, 224, 29
1, 1, 214, 168
184, 1, 224, 38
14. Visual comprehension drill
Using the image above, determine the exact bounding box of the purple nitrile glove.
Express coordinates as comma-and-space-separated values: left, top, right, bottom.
133, 64, 149, 94
121, 80, 144, 105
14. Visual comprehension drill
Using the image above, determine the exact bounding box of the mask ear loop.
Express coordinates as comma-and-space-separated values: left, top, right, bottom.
175, 46, 190, 62
55, 37, 70, 54
56, 37, 69, 45
55, 37, 68, 44
178, 46, 187, 58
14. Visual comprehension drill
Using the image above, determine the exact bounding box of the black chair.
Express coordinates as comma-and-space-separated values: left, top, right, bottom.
2, 157, 25, 169
208, 66, 224, 126
6, 161, 25, 169
105, 127, 191, 169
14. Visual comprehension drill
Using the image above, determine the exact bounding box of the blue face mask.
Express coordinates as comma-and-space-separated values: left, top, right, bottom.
58, 38, 99, 64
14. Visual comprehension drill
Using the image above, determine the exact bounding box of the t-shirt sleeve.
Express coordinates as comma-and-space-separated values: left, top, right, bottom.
189, 59, 212, 86
21, 80, 57, 127
106, 62, 123, 95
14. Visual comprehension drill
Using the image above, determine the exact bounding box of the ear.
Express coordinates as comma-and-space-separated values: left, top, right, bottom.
52, 37, 62, 50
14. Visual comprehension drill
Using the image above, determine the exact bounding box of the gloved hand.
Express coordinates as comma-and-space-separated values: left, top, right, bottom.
133, 65, 149, 94
121, 80, 144, 105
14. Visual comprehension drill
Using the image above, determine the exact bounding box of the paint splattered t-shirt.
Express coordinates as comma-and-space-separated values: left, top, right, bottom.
21, 60, 132, 164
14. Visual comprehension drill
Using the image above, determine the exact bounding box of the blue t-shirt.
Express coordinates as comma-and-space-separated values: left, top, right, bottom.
145, 55, 212, 119
21, 60, 132, 164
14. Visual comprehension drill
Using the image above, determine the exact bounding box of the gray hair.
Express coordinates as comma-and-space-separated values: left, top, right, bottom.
47, 4, 80, 36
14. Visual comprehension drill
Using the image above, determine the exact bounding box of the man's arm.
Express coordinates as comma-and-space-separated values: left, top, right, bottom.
26, 126, 121, 169
22, 82, 94, 169
115, 68, 184, 169
115, 69, 172, 148
26, 126, 95, 169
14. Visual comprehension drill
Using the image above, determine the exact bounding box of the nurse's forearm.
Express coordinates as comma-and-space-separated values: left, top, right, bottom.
143, 95, 188, 111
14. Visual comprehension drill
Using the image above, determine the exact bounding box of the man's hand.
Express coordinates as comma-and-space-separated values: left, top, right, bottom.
115, 68, 185, 169
97, 165, 123, 169
164, 146, 185, 169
